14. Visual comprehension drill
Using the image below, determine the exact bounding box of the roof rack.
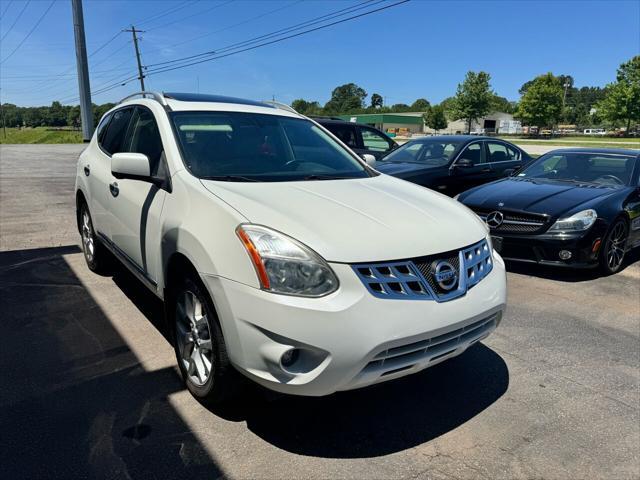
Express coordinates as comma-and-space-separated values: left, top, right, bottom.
263, 100, 298, 114
118, 91, 168, 106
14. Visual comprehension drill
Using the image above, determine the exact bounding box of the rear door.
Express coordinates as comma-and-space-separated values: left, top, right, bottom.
90, 107, 134, 241
108, 106, 169, 285
485, 140, 523, 180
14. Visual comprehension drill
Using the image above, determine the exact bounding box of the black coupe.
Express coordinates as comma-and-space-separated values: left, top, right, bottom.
457, 148, 640, 273
375, 135, 532, 196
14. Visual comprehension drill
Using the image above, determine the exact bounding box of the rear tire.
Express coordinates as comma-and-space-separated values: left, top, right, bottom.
171, 274, 240, 404
79, 202, 110, 274
599, 218, 629, 275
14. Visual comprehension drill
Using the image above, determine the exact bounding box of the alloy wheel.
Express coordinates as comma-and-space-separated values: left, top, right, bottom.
81, 209, 95, 264
606, 221, 627, 271
175, 290, 214, 386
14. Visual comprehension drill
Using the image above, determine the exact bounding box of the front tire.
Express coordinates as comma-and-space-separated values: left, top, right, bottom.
599, 218, 629, 275
79, 202, 110, 273
172, 275, 239, 404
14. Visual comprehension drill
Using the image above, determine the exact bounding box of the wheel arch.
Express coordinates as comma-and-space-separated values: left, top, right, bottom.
75, 189, 88, 233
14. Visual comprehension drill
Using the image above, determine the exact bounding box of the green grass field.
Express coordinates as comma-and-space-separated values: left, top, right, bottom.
498, 136, 639, 150
0, 127, 83, 144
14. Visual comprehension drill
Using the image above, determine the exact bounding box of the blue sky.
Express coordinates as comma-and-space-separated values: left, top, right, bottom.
0, 0, 638, 107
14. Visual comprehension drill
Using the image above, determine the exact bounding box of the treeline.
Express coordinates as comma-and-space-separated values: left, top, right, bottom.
292, 55, 639, 133
0, 101, 115, 129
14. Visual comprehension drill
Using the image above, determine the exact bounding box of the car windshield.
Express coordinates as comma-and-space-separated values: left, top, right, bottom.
380, 138, 462, 167
170, 111, 371, 181
517, 152, 636, 186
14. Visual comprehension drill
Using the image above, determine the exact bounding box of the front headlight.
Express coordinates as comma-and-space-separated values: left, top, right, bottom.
236, 224, 339, 297
548, 209, 597, 233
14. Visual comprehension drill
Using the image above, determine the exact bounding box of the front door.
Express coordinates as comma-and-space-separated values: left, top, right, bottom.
108, 106, 168, 285
449, 141, 494, 194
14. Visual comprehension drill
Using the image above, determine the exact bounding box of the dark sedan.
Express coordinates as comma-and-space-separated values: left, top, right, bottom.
457, 148, 640, 274
375, 135, 532, 196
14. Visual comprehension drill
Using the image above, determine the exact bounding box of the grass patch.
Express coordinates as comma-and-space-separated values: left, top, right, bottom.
0, 127, 83, 144
502, 138, 639, 150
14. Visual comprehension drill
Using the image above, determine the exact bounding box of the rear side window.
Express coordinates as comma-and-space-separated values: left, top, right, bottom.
101, 108, 133, 155
486, 142, 519, 162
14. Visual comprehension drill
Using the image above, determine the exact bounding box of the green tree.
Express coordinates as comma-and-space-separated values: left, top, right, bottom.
67, 106, 81, 130
291, 99, 322, 115
450, 71, 494, 133
411, 98, 430, 111
390, 103, 411, 112
596, 56, 640, 133
370, 93, 383, 109
423, 105, 448, 132
491, 95, 516, 114
324, 83, 367, 114
516, 73, 564, 129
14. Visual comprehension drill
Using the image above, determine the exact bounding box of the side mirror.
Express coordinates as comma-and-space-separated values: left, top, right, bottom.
503, 168, 516, 177
361, 153, 377, 167
111, 152, 151, 180
455, 158, 474, 169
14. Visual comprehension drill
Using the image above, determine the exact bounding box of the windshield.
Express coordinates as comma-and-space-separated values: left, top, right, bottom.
171, 112, 371, 181
517, 152, 636, 186
380, 138, 462, 167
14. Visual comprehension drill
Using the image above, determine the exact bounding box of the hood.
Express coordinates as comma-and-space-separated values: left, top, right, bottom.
461, 178, 619, 216
201, 174, 487, 263
375, 161, 432, 177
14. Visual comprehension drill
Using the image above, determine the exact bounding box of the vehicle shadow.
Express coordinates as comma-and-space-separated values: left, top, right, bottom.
505, 248, 640, 282
0, 245, 224, 480
107, 252, 510, 458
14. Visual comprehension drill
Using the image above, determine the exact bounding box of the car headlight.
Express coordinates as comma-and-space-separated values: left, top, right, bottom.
236, 224, 339, 297
548, 209, 597, 233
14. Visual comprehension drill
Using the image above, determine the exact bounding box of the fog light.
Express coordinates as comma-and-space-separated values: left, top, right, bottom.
559, 250, 572, 260
280, 348, 299, 370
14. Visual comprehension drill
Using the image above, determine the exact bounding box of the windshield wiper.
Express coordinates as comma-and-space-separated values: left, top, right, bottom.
303, 174, 356, 181
200, 175, 260, 182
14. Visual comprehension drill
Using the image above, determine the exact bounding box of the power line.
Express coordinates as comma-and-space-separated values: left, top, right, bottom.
0, 0, 15, 19
1, 0, 55, 64
145, 0, 408, 76
0, 0, 30, 43
145, 0, 378, 68
133, 0, 196, 27
145, 0, 234, 32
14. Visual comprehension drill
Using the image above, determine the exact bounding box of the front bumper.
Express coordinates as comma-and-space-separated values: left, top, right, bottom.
203, 254, 507, 396
492, 223, 606, 268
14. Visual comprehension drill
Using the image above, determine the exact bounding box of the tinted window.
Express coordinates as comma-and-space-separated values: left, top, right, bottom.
323, 123, 357, 148
382, 138, 462, 166
96, 113, 112, 146
360, 127, 392, 152
459, 142, 484, 164
171, 112, 370, 182
101, 108, 133, 155
125, 108, 164, 175
487, 142, 519, 162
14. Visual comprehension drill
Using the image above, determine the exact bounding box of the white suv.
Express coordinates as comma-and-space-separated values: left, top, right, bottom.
75, 92, 507, 403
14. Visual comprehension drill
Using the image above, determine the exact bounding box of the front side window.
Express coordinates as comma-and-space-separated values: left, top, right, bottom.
101, 108, 133, 155
518, 152, 636, 186
459, 142, 484, 165
125, 108, 165, 175
360, 127, 393, 152
171, 112, 371, 182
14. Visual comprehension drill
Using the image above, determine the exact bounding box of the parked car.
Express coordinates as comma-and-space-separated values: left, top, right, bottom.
456, 148, 640, 274
584, 128, 607, 136
312, 117, 399, 160
75, 92, 506, 403
375, 135, 533, 196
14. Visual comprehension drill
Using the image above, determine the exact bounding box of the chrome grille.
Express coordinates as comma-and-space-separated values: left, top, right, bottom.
474, 209, 548, 234
353, 239, 493, 302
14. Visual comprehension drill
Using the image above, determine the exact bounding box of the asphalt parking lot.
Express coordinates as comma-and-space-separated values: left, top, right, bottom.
1, 144, 638, 480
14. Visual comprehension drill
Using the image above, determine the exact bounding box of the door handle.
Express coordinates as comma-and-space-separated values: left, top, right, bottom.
109, 182, 119, 197
481, 168, 491, 173
84, 165, 90, 176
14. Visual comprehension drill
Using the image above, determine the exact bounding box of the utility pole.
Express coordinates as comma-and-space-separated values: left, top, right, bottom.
124, 25, 145, 91
71, 0, 93, 142
0, 89, 6, 139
